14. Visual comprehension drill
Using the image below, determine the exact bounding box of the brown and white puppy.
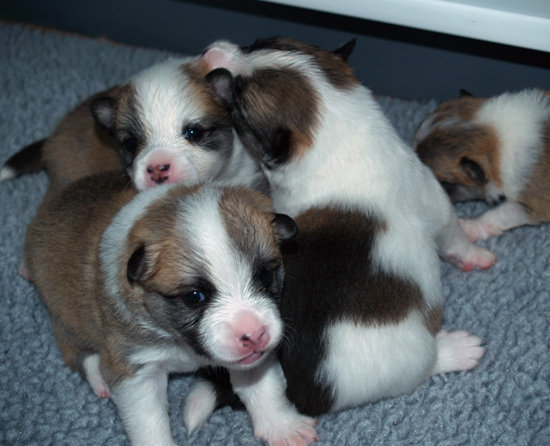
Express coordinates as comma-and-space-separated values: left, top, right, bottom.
414, 89, 550, 241
181, 37, 486, 429
24, 170, 316, 446
0, 54, 266, 198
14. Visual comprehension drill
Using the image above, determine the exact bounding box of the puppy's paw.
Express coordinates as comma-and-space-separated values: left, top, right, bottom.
255, 414, 318, 446
432, 329, 485, 375
444, 245, 497, 271
460, 218, 502, 243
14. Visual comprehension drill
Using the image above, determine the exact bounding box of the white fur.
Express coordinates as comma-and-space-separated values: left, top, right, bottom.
476, 89, 550, 201
318, 311, 436, 411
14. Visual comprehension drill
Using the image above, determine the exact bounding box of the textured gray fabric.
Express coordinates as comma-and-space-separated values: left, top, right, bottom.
1, 22, 549, 446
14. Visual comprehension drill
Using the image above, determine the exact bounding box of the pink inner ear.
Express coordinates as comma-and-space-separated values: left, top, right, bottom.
203, 48, 230, 70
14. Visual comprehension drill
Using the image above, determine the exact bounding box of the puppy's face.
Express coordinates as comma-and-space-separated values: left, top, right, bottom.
414, 95, 502, 203
203, 37, 357, 169
101, 184, 297, 369
92, 57, 235, 191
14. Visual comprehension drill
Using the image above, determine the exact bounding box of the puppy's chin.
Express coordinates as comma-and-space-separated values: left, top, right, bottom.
223, 350, 273, 371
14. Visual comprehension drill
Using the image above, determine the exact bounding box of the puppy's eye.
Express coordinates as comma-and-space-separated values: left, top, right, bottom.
183, 126, 205, 142
183, 290, 207, 305
259, 268, 274, 288
122, 137, 139, 153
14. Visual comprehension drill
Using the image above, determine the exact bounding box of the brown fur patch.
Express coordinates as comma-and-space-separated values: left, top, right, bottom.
283, 206, 424, 326
181, 61, 235, 133
423, 305, 443, 336
430, 96, 485, 126
417, 122, 503, 192
245, 36, 359, 90
235, 66, 320, 163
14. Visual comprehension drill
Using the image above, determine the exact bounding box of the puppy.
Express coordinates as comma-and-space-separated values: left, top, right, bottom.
0, 54, 266, 198
181, 37, 486, 429
414, 89, 550, 241
24, 170, 316, 446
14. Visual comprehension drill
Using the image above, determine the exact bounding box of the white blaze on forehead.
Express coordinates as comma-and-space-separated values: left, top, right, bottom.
177, 187, 251, 299
130, 56, 204, 148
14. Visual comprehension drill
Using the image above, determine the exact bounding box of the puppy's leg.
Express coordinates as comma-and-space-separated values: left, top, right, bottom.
183, 378, 219, 435
82, 354, 110, 399
230, 356, 318, 446
420, 165, 497, 270
460, 201, 532, 242
111, 365, 176, 446
432, 329, 485, 375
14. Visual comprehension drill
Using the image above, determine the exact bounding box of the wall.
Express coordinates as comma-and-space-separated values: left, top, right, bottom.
2, 0, 549, 101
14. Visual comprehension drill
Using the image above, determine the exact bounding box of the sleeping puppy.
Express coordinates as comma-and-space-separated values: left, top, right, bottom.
0, 54, 266, 198
414, 89, 550, 241
24, 170, 316, 446
180, 37, 486, 430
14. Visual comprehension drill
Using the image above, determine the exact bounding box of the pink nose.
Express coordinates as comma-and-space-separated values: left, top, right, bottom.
147, 164, 170, 184
238, 327, 269, 353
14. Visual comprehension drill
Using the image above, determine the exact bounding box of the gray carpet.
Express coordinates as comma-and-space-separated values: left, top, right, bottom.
1, 22, 549, 446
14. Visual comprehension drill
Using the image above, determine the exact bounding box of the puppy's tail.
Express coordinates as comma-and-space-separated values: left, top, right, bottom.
183, 367, 243, 435
0, 138, 46, 182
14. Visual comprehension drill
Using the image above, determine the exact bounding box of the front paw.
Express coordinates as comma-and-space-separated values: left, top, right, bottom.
255, 414, 318, 446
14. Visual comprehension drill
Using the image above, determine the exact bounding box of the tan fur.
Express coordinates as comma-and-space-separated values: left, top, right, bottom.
24, 172, 136, 382
41, 89, 123, 201
417, 122, 503, 190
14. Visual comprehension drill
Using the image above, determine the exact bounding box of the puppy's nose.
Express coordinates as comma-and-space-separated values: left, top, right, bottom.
239, 327, 268, 350
147, 164, 170, 184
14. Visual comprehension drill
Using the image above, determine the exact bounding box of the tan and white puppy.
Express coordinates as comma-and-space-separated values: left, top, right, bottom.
181, 37, 486, 429
0, 54, 266, 197
414, 89, 550, 241
24, 170, 317, 446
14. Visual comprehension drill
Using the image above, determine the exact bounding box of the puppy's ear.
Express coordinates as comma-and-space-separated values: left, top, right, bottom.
333, 38, 356, 62
272, 213, 298, 244
459, 89, 475, 98
206, 68, 235, 107
460, 157, 487, 185
91, 97, 117, 131
127, 245, 151, 284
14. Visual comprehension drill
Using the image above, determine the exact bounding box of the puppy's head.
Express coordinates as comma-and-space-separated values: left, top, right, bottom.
202, 37, 358, 169
414, 91, 502, 203
100, 184, 297, 370
91, 57, 236, 191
